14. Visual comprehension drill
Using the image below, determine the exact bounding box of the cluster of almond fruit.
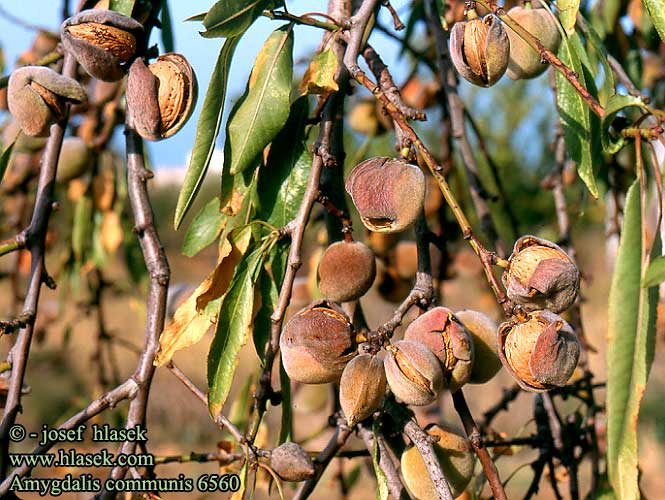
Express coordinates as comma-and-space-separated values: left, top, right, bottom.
6, 7, 197, 148
278, 156, 581, 494
451, 2, 561, 85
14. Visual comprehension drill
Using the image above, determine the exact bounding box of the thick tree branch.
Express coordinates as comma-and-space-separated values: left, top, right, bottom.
98, 112, 170, 497
0, 379, 137, 495
0, 53, 77, 480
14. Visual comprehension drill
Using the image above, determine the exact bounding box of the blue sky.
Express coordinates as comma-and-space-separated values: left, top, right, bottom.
0, 1, 412, 168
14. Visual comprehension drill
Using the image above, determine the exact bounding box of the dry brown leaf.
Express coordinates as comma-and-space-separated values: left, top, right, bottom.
154, 227, 254, 366
221, 188, 245, 216
153, 274, 219, 367
196, 226, 253, 311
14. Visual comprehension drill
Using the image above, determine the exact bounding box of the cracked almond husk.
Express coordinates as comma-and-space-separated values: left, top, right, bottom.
7, 66, 87, 137
450, 12, 510, 87
384, 340, 443, 405
502, 235, 580, 313
404, 307, 475, 392
126, 53, 197, 141
498, 309, 580, 391
61, 9, 143, 82
345, 157, 425, 233
279, 300, 357, 384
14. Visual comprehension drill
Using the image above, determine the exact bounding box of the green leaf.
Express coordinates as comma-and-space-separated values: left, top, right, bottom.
109, 0, 135, 16
207, 246, 265, 417
257, 96, 312, 227
182, 198, 227, 257
556, 34, 599, 198
372, 422, 389, 500
186, 12, 207, 22
225, 25, 294, 176
160, 0, 174, 52
601, 94, 650, 154
643, 0, 665, 42
202, 0, 271, 39
577, 15, 616, 105
643, 255, 665, 287
607, 180, 659, 500
558, 0, 580, 35
278, 363, 292, 443
599, 0, 622, 34
174, 36, 241, 229
253, 242, 288, 361
0, 138, 16, 184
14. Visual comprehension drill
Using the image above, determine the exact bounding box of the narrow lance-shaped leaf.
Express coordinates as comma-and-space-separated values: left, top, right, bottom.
607, 179, 660, 499
174, 36, 241, 229
202, 0, 272, 39
556, 34, 599, 198
0, 138, 16, 184
181, 197, 227, 257
372, 421, 390, 500
642, 0, 665, 43
558, 0, 580, 35
155, 226, 254, 366
225, 25, 294, 176
257, 96, 312, 228
160, 0, 174, 52
208, 245, 266, 416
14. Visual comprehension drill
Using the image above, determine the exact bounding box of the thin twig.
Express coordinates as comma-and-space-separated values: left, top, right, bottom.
452, 389, 508, 500
358, 423, 409, 500
153, 450, 244, 466
293, 416, 353, 500
424, 0, 507, 257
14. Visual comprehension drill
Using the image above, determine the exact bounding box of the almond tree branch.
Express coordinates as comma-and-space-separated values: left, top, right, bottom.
98, 112, 170, 498
424, 0, 507, 257
0, 379, 138, 495
247, 153, 324, 442
358, 423, 409, 500
342, 21, 512, 316
293, 415, 354, 500
452, 389, 508, 500
0, 52, 77, 481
